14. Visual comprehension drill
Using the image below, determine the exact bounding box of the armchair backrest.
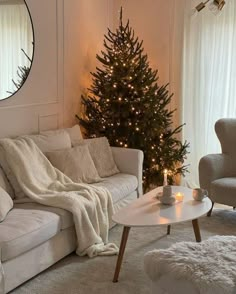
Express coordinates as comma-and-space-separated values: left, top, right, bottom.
215, 118, 236, 155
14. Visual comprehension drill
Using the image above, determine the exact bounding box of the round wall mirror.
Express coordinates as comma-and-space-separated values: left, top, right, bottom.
0, 0, 34, 101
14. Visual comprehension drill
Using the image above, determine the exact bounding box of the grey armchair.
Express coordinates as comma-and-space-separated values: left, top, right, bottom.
199, 118, 236, 216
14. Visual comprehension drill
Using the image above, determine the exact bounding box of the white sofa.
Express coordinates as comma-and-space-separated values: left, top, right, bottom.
0, 127, 143, 293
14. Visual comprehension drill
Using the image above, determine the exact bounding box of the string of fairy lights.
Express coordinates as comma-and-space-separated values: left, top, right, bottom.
78, 7, 189, 190
97, 33, 162, 157
95, 37, 168, 167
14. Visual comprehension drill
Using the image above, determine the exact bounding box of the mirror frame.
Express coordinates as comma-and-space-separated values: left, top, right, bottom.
0, 0, 35, 101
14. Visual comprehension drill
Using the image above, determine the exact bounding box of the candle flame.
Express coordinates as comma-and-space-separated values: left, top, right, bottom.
175, 192, 184, 201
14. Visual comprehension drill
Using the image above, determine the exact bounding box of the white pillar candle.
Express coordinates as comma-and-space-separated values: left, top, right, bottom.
163, 169, 168, 186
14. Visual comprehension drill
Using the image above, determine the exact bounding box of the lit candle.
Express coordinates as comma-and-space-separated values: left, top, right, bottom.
163, 169, 168, 186
175, 192, 184, 202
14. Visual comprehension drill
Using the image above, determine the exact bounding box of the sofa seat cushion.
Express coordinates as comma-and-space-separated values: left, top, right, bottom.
211, 177, 236, 206
14, 203, 74, 230
92, 173, 138, 204
0, 204, 69, 262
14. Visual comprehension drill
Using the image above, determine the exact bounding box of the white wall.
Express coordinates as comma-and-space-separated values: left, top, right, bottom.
0, 0, 186, 138
113, 0, 173, 85
63, 0, 113, 127
0, 0, 113, 138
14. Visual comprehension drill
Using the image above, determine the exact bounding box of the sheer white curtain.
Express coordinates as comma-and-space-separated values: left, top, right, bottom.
182, 0, 236, 187
0, 3, 33, 99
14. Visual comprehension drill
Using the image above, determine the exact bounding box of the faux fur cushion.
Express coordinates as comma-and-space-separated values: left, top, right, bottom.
73, 137, 119, 178
46, 145, 102, 184
0, 186, 13, 222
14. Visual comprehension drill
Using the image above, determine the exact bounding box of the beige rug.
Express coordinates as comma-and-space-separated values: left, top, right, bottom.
11, 208, 236, 294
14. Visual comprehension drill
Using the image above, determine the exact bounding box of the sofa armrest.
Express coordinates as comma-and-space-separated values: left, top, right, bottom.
0, 248, 4, 294
199, 153, 234, 195
111, 147, 144, 197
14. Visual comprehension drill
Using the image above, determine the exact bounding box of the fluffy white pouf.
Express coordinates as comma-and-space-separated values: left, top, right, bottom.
144, 235, 236, 294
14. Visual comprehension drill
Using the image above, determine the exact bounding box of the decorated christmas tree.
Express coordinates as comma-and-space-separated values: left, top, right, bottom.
77, 8, 189, 191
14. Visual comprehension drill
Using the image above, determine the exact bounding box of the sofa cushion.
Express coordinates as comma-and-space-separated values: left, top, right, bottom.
211, 177, 236, 206
14, 203, 74, 230
42, 125, 83, 147
92, 173, 138, 204
24, 131, 71, 152
0, 187, 13, 222
0, 205, 65, 262
74, 137, 119, 177
66, 125, 83, 145
46, 145, 102, 184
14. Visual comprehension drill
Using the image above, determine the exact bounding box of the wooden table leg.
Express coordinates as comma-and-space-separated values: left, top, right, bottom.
192, 219, 201, 242
207, 201, 214, 217
113, 226, 131, 283
167, 225, 171, 235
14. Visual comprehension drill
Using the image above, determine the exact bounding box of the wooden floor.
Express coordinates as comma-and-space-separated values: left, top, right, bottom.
215, 203, 232, 209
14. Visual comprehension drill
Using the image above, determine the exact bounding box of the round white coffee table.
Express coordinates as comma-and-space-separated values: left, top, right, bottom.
112, 186, 212, 282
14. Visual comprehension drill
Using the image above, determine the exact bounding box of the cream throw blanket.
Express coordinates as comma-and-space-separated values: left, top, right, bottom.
0, 137, 119, 259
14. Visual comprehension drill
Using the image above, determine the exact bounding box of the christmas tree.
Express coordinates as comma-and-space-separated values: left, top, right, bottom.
77, 8, 189, 191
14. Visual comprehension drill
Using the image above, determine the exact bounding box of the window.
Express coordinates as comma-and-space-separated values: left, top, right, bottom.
182, 0, 236, 186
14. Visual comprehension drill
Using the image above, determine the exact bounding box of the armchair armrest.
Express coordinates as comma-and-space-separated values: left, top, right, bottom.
111, 147, 144, 197
199, 153, 234, 194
